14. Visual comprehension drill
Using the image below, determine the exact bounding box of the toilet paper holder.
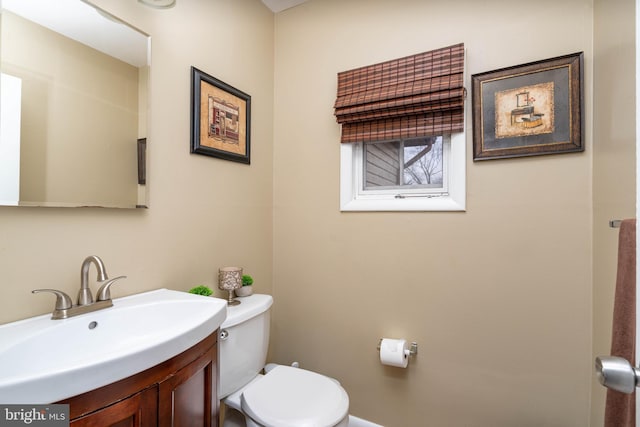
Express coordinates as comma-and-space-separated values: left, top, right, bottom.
377, 339, 418, 356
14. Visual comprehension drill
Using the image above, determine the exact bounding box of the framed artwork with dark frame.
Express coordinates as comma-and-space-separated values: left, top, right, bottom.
190, 66, 251, 164
472, 52, 583, 161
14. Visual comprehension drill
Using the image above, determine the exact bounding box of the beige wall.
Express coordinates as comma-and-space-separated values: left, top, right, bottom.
272, 0, 594, 425
591, 0, 637, 424
0, 0, 274, 321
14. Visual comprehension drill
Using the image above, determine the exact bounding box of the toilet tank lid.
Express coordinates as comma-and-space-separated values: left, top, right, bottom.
221, 294, 273, 328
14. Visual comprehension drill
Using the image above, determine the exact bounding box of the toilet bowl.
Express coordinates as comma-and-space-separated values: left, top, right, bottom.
219, 294, 349, 427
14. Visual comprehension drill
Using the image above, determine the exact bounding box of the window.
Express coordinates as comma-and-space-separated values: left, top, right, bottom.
340, 133, 465, 211
363, 136, 445, 193
333, 43, 466, 212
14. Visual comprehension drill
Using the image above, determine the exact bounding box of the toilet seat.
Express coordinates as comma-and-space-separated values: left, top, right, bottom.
240, 365, 349, 427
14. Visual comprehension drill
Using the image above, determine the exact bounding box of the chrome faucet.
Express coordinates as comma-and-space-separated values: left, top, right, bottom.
33, 255, 126, 319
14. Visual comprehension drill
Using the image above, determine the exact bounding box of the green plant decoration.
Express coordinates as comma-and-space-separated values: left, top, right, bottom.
188, 285, 213, 296
242, 275, 254, 287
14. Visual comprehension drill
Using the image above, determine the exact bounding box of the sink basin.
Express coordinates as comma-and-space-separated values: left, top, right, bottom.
0, 288, 227, 403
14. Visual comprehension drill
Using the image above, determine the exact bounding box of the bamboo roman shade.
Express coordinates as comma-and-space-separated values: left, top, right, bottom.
334, 43, 465, 143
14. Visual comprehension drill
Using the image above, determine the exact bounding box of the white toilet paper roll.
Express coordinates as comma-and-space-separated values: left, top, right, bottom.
379, 338, 409, 368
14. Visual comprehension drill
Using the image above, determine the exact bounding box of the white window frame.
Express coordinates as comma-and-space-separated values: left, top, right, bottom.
340, 132, 466, 211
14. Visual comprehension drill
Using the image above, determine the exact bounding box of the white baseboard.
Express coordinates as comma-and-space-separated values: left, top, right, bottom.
349, 415, 384, 427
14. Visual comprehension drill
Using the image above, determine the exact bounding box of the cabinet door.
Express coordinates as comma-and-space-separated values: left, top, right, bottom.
70, 386, 158, 427
158, 344, 218, 427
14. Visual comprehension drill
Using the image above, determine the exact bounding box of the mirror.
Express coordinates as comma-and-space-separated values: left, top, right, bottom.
0, 0, 149, 208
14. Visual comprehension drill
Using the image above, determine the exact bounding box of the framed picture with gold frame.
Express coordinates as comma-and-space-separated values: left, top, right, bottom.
190, 66, 251, 164
472, 52, 583, 161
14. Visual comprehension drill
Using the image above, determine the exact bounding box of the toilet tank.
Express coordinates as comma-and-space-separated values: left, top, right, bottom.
218, 294, 273, 399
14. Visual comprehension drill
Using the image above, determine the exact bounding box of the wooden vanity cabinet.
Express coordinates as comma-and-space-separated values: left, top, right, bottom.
57, 331, 218, 427
66, 387, 158, 427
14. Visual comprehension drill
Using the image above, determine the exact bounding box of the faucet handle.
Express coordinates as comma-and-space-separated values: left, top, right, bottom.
32, 289, 73, 310
96, 276, 127, 301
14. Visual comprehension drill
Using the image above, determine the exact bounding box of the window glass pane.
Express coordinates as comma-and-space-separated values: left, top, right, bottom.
403, 136, 443, 186
364, 137, 443, 190
364, 141, 401, 188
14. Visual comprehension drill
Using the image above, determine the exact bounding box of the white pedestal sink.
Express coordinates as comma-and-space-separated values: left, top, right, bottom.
0, 288, 227, 403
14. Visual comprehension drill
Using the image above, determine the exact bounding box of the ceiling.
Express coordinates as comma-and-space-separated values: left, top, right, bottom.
261, 0, 308, 13
3, 0, 149, 67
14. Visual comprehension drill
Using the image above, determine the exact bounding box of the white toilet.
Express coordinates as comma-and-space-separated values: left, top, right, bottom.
219, 294, 350, 427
